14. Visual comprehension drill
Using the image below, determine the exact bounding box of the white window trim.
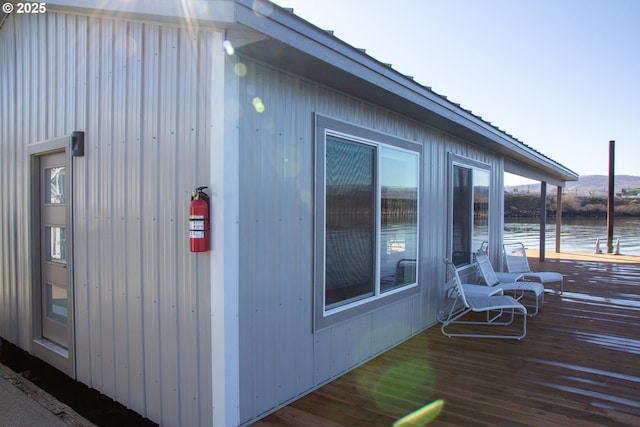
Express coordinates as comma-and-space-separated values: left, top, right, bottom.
314, 114, 422, 331
448, 153, 492, 266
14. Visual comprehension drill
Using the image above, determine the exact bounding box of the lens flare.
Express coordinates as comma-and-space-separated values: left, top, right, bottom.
371, 358, 436, 414
252, 0, 273, 17
234, 62, 247, 77
393, 399, 445, 427
223, 39, 235, 56
252, 97, 265, 113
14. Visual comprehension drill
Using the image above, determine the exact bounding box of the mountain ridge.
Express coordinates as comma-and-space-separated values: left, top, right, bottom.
506, 175, 640, 196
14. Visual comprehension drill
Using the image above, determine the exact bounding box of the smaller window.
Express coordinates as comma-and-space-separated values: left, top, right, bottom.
45, 283, 68, 324
45, 226, 66, 264
451, 160, 490, 266
44, 166, 66, 204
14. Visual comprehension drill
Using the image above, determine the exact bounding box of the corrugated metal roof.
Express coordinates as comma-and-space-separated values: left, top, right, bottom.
304, 10, 572, 178
235, 0, 578, 185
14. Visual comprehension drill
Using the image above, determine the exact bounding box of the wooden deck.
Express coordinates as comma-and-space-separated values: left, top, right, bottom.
254, 252, 640, 426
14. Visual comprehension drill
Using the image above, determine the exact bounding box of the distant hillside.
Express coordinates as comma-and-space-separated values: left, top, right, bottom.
504, 175, 640, 217
506, 175, 640, 196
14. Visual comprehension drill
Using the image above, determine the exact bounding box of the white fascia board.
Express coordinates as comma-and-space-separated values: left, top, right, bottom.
504, 158, 575, 187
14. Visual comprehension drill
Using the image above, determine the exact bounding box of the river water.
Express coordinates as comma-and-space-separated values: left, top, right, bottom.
504, 217, 640, 255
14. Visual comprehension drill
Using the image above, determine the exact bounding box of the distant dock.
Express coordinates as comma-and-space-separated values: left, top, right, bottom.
525, 248, 640, 264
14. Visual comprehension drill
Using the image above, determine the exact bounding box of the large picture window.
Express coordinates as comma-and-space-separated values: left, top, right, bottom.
451, 161, 490, 266
315, 116, 420, 329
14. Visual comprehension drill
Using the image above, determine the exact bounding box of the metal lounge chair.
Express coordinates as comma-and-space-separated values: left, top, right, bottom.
436, 267, 503, 324
503, 242, 564, 294
476, 240, 526, 284
476, 253, 544, 316
441, 260, 527, 339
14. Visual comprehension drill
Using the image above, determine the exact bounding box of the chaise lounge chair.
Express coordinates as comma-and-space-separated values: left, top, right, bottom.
503, 242, 564, 294
476, 253, 544, 316
441, 259, 527, 340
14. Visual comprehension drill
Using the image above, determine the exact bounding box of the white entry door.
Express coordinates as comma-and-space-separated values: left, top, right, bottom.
30, 141, 75, 377
40, 151, 70, 348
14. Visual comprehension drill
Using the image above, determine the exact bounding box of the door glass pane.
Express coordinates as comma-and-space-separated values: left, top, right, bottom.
473, 169, 490, 252
325, 137, 375, 309
380, 147, 418, 292
44, 166, 66, 204
452, 165, 472, 266
45, 226, 66, 263
45, 283, 68, 324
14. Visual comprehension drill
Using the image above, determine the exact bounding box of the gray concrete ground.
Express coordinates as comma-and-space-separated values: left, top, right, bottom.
0, 362, 95, 427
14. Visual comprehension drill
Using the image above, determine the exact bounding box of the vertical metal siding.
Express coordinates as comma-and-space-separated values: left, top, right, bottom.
0, 15, 19, 344
237, 58, 505, 424
122, 19, 146, 415
0, 12, 215, 427
111, 18, 128, 409
238, 63, 316, 420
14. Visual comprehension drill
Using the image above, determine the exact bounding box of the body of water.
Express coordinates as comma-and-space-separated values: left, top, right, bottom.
504, 217, 640, 255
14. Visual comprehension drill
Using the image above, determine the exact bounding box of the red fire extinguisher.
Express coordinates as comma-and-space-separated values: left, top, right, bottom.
189, 186, 210, 252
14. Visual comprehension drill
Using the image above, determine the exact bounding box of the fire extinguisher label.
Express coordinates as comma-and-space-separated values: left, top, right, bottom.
190, 215, 205, 231
190, 230, 205, 238
190, 221, 205, 231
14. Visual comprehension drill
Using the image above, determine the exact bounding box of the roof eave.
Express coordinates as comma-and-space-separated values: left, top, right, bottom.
234, 0, 578, 184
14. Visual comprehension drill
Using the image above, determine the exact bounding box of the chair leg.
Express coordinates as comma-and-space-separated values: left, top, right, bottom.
441, 307, 527, 339
509, 290, 541, 316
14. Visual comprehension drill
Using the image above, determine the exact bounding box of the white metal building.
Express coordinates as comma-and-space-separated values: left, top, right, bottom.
0, 1, 578, 425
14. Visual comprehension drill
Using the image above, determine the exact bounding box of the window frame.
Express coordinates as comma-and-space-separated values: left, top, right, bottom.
314, 115, 422, 331
448, 154, 491, 267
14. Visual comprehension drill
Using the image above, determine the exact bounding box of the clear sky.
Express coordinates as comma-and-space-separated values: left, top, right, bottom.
272, 0, 640, 184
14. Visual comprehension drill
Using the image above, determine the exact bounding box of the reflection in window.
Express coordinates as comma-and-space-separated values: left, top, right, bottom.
452, 164, 489, 266
473, 169, 489, 253
45, 226, 66, 263
45, 283, 68, 324
325, 138, 376, 309
452, 166, 472, 266
44, 166, 66, 204
380, 147, 418, 292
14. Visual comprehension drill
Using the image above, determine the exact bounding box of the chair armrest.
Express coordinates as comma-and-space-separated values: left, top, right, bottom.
495, 272, 525, 282
462, 284, 503, 296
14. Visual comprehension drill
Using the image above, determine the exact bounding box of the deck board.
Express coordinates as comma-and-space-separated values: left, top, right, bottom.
255, 253, 640, 426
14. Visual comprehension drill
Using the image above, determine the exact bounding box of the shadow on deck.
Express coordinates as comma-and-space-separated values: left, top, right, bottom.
255, 252, 640, 426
